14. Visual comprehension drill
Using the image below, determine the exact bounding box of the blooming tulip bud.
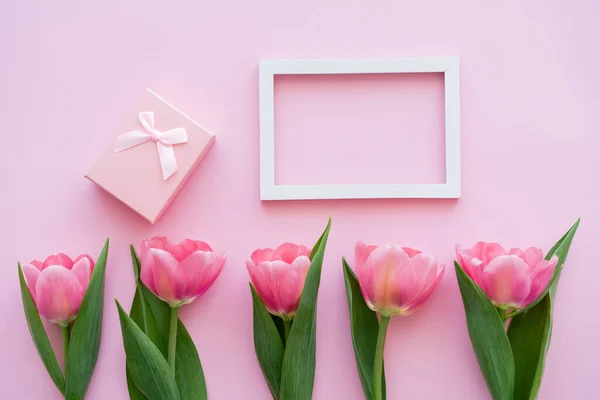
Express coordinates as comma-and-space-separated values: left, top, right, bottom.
355, 242, 444, 317
22, 253, 94, 326
140, 237, 226, 307
246, 243, 311, 320
456, 242, 558, 309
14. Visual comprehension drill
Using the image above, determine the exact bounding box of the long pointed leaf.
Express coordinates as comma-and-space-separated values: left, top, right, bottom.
279, 218, 331, 400
506, 219, 580, 400
508, 295, 551, 400
545, 218, 580, 301
65, 238, 109, 399
251, 284, 285, 399
18, 264, 65, 395
455, 262, 514, 400
175, 320, 208, 400
342, 258, 386, 400
117, 301, 180, 400
128, 289, 150, 400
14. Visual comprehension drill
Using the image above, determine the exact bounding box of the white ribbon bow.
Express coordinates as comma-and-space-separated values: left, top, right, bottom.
114, 111, 188, 180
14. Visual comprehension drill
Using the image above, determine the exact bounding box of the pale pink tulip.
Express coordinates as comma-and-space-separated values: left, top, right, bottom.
22, 253, 95, 326
140, 237, 226, 307
355, 242, 445, 317
456, 242, 559, 309
246, 243, 311, 319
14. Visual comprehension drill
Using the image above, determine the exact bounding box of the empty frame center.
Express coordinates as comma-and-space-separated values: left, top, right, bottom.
273, 73, 446, 185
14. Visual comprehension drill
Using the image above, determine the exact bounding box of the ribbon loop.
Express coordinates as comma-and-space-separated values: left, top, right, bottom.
114, 111, 188, 180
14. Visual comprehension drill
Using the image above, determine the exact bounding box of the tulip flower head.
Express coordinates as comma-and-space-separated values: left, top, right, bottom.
22, 253, 95, 326
246, 243, 311, 320
354, 242, 445, 317
140, 237, 226, 307
456, 242, 558, 310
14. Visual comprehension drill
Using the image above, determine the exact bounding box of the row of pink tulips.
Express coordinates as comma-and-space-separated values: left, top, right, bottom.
21, 217, 577, 400
23, 240, 555, 325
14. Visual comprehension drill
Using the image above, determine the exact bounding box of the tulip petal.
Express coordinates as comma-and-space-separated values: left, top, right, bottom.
22, 263, 41, 302
472, 242, 507, 264
455, 244, 482, 282
71, 255, 94, 290
177, 250, 225, 300
523, 256, 558, 305
509, 247, 544, 271
481, 255, 531, 307
31, 260, 44, 271
391, 251, 431, 310
278, 255, 310, 315
267, 260, 299, 316
365, 245, 413, 312
406, 261, 445, 311
276, 243, 311, 264
250, 248, 283, 266
148, 249, 182, 304
140, 250, 157, 294
195, 252, 226, 296
354, 241, 378, 271
35, 265, 84, 323
141, 237, 175, 264
44, 253, 74, 269
247, 260, 279, 314
402, 247, 422, 258
172, 239, 213, 262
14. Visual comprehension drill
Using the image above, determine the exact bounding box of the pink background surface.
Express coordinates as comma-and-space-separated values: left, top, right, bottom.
1, 1, 598, 399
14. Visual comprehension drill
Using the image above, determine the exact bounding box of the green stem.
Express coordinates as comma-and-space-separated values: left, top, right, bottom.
283, 319, 292, 344
168, 307, 179, 375
373, 315, 390, 400
62, 325, 70, 369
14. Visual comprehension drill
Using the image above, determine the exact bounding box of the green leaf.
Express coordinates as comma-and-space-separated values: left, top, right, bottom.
140, 283, 171, 348
127, 367, 148, 400
508, 295, 551, 400
65, 239, 109, 400
18, 263, 65, 395
308, 221, 329, 261
251, 284, 285, 399
117, 301, 180, 400
131, 244, 141, 281
175, 320, 208, 400
506, 219, 580, 400
127, 287, 156, 399
271, 314, 287, 345
279, 218, 331, 400
545, 218, 580, 301
455, 262, 514, 400
342, 258, 386, 400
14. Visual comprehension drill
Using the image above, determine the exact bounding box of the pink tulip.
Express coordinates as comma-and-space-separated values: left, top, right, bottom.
22, 253, 95, 326
354, 242, 445, 317
456, 242, 559, 309
140, 237, 226, 307
246, 243, 312, 319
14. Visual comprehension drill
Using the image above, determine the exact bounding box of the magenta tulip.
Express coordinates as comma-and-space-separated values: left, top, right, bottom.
140, 237, 226, 307
246, 242, 311, 320
22, 253, 95, 326
355, 242, 445, 317
456, 242, 558, 309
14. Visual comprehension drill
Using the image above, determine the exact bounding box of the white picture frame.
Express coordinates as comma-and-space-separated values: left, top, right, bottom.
259, 57, 461, 200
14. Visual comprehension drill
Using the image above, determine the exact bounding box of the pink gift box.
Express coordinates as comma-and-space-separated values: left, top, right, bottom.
86, 88, 215, 223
